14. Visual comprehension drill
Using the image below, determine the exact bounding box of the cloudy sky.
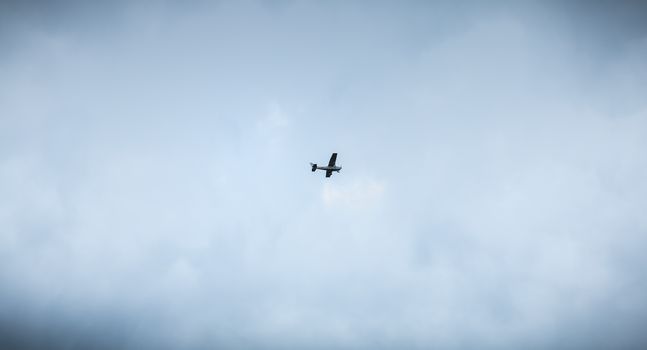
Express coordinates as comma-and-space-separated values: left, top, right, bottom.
1, 1, 647, 349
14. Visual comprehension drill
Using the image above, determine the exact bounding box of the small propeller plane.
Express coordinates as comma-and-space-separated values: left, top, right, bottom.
310, 153, 341, 178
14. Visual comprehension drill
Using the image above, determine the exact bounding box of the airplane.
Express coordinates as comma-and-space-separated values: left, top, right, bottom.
310, 153, 342, 178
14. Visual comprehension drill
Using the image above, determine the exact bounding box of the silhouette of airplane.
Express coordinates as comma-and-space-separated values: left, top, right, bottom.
310, 153, 341, 178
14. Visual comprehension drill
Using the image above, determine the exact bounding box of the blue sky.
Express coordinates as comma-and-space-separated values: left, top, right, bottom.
1, 1, 647, 349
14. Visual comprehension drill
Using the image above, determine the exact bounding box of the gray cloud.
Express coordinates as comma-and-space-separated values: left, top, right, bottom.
1, 1, 647, 349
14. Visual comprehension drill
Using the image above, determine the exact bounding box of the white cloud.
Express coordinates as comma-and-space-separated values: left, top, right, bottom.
321, 178, 385, 211
1, 1, 647, 349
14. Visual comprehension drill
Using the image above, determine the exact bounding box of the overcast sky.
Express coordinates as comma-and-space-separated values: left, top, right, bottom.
1, 1, 647, 349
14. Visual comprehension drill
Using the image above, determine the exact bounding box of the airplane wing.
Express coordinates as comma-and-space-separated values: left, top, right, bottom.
326, 170, 333, 177
327, 153, 337, 167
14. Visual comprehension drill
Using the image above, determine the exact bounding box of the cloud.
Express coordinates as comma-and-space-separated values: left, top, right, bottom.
321, 178, 385, 211
1, 1, 647, 349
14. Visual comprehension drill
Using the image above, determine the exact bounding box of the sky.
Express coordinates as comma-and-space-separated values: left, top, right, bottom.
1, 1, 647, 349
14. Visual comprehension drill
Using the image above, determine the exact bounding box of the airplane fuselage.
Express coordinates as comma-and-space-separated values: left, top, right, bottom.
315, 165, 342, 172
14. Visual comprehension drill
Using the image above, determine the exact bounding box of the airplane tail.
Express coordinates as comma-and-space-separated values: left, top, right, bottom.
310, 163, 317, 172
